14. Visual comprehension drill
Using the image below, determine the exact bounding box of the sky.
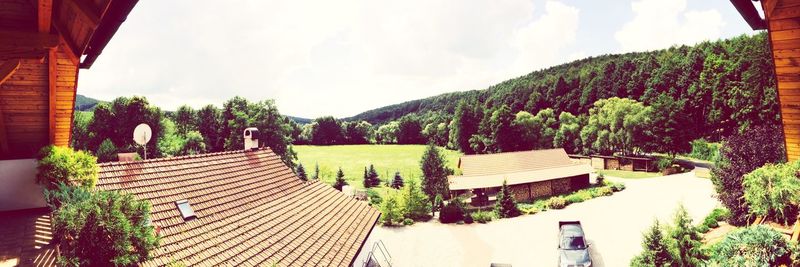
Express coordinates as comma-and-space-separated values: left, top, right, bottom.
79, 0, 759, 118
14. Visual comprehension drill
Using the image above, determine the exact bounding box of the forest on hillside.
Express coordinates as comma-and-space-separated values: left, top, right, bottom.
72, 32, 781, 163
348, 32, 779, 141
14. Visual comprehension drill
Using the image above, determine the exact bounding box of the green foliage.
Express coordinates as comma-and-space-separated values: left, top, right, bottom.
688, 139, 721, 162
742, 161, 800, 224
313, 163, 320, 180
712, 124, 786, 226
87, 97, 163, 158
701, 208, 730, 229
580, 97, 650, 155
196, 104, 224, 152
470, 210, 495, 224
36, 145, 99, 191
495, 180, 521, 218
631, 220, 675, 267
709, 225, 799, 267
402, 179, 432, 221
375, 121, 399, 144
174, 105, 197, 135
610, 182, 626, 192
96, 138, 118, 163
296, 163, 308, 181
669, 204, 707, 267
439, 198, 465, 224
157, 118, 185, 157
397, 116, 425, 144
449, 100, 480, 154
547, 196, 567, 209
380, 192, 402, 226
47, 184, 159, 266
220, 97, 296, 167
333, 167, 347, 191
403, 218, 414, 226
420, 143, 452, 203
341, 120, 373, 144
642, 93, 692, 157
367, 189, 382, 206
391, 171, 404, 189
71, 111, 94, 151
180, 131, 207, 155
363, 164, 380, 188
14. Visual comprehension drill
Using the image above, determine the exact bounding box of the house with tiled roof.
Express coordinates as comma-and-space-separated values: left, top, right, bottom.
95, 146, 380, 266
449, 148, 593, 206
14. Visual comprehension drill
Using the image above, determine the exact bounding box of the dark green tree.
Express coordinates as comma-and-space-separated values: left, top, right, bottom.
420, 143, 452, 208
495, 180, 521, 218
46, 184, 159, 267
180, 131, 207, 155
391, 171, 404, 189
631, 220, 674, 267
96, 138, 117, 163
367, 164, 380, 187
333, 167, 347, 191
670, 204, 707, 267
310, 116, 343, 145
174, 105, 197, 135
397, 116, 425, 144
449, 100, 479, 154
296, 163, 308, 181
197, 104, 223, 152
402, 179, 431, 221
313, 163, 320, 180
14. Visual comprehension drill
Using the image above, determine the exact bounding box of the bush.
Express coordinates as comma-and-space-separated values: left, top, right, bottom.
712, 125, 786, 226
696, 224, 710, 233
403, 218, 414, 226
596, 187, 613, 196
47, 184, 159, 266
366, 189, 382, 206
610, 182, 626, 192
548, 196, 567, 209
96, 138, 118, 163
566, 194, 584, 204
36, 145, 99, 192
471, 211, 494, 224
439, 198, 465, 224
689, 139, 721, 162
631, 220, 675, 267
463, 214, 474, 224
596, 173, 605, 186
380, 192, 402, 226
742, 161, 800, 225
402, 180, 432, 221
656, 157, 673, 171
703, 216, 719, 228
709, 225, 799, 266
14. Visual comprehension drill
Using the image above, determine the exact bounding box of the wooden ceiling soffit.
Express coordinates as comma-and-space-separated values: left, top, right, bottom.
38, 0, 54, 33
0, 59, 21, 85
0, 48, 48, 60
63, 0, 101, 28
0, 30, 59, 49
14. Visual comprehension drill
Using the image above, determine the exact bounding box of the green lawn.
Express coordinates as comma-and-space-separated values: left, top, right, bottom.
293, 144, 462, 189
597, 169, 662, 179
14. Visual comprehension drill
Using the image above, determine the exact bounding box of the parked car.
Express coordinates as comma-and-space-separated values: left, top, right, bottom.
558, 221, 592, 267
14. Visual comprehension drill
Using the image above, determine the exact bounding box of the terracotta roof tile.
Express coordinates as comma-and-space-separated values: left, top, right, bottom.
96, 148, 380, 267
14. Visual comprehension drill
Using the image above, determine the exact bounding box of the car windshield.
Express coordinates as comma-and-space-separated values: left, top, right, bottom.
561, 236, 586, 250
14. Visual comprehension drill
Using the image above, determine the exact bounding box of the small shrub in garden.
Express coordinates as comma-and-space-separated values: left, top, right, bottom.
703, 216, 719, 228
36, 145, 99, 192
566, 194, 584, 204
696, 224, 709, 233
403, 218, 414, 226
610, 182, 626, 192
742, 161, 800, 225
380, 192, 402, 226
463, 214, 474, 224
471, 211, 494, 223
596, 187, 613, 196
439, 198, 465, 224
366, 189, 382, 206
548, 196, 567, 209
709, 225, 799, 266
596, 173, 605, 186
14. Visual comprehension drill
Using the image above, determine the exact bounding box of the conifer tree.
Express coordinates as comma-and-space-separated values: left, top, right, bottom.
402, 179, 431, 221
313, 163, 319, 179
495, 180, 520, 218
367, 164, 380, 187
391, 171, 404, 189
631, 220, 675, 267
295, 163, 307, 181
363, 166, 370, 188
333, 167, 347, 191
420, 143, 452, 207
671, 204, 706, 267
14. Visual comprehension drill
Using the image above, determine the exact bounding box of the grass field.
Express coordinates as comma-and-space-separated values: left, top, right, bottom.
597, 169, 662, 179
293, 145, 463, 189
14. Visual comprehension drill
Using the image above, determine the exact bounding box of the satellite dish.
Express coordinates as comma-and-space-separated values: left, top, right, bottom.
133, 123, 152, 145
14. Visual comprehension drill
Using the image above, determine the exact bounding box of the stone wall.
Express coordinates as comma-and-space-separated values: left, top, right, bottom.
606, 158, 620, 170
509, 184, 530, 201
551, 178, 572, 195
529, 180, 553, 199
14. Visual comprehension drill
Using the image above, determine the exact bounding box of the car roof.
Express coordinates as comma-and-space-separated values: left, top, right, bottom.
560, 224, 585, 236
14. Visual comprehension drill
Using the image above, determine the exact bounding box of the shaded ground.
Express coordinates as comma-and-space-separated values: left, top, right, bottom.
355, 172, 718, 267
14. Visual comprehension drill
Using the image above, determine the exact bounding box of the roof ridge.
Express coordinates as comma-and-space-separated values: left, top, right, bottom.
459, 148, 564, 158
97, 147, 274, 168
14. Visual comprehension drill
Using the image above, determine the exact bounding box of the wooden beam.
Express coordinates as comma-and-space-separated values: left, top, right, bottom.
0, 31, 59, 49
51, 19, 82, 62
48, 50, 56, 145
765, 0, 780, 18
0, 108, 7, 155
0, 59, 21, 85
63, 0, 100, 28
37, 0, 53, 33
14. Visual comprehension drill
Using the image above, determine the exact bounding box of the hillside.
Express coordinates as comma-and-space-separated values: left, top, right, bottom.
75, 94, 106, 111
346, 33, 779, 141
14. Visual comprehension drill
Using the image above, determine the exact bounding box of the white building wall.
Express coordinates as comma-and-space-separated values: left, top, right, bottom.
0, 159, 46, 211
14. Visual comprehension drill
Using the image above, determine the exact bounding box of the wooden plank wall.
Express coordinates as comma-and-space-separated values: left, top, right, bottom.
764, 0, 800, 161
0, 57, 49, 158
53, 45, 77, 147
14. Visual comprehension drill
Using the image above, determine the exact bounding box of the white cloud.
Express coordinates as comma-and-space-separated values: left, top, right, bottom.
80, 0, 582, 118
615, 0, 725, 52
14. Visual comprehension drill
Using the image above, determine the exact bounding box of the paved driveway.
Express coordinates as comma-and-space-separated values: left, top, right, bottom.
354, 172, 719, 267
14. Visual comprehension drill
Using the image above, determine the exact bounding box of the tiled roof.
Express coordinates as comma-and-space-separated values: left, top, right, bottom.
449, 164, 594, 190
96, 148, 380, 267
457, 148, 575, 176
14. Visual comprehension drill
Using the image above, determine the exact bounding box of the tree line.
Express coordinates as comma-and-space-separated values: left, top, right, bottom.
345, 32, 779, 153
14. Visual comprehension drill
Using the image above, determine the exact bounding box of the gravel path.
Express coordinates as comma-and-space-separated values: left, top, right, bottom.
354, 172, 719, 267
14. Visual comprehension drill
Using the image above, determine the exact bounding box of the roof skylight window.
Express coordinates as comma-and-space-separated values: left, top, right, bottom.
175, 199, 197, 221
